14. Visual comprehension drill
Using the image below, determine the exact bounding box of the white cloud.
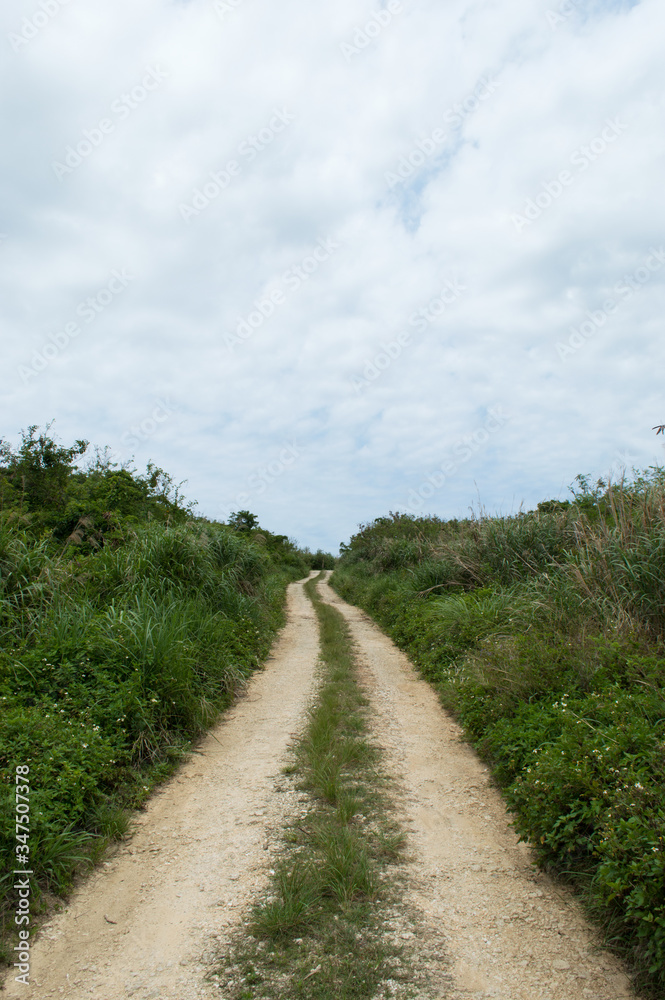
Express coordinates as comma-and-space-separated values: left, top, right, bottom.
1, 0, 663, 551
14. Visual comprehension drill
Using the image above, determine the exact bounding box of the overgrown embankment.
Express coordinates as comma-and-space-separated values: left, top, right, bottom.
332, 473, 665, 998
0, 426, 313, 962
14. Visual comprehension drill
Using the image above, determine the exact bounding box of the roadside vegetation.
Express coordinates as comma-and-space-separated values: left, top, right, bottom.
216, 573, 414, 1000
0, 424, 322, 964
332, 470, 665, 998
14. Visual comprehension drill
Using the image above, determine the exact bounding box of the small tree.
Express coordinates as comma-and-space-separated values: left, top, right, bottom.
0, 423, 88, 513
229, 510, 259, 532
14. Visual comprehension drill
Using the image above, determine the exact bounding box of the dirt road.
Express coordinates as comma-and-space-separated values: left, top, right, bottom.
319, 575, 634, 1000
3, 576, 320, 1000
3, 573, 636, 999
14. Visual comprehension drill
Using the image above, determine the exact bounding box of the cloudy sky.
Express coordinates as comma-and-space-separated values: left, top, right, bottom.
1, 0, 663, 552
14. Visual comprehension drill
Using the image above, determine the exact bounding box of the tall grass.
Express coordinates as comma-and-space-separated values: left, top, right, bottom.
0, 425, 326, 962
0, 516, 308, 963
333, 469, 665, 997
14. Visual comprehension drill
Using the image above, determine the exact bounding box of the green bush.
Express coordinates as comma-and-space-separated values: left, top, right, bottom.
0, 426, 311, 957
332, 472, 665, 994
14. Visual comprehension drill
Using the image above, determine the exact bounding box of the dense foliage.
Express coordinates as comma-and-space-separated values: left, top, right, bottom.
333, 472, 665, 997
0, 426, 316, 961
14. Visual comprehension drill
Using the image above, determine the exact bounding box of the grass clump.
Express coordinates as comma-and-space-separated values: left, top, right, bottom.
215, 574, 414, 1000
332, 471, 665, 998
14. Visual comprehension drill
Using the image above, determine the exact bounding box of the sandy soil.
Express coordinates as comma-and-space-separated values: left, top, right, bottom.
319, 574, 635, 1000
2, 575, 320, 1000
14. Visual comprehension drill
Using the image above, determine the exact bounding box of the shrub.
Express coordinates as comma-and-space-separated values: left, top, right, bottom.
0, 428, 312, 957
332, 470, 665, 992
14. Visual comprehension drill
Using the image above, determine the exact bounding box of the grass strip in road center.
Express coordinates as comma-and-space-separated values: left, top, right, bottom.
213, 573, 413, 1000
